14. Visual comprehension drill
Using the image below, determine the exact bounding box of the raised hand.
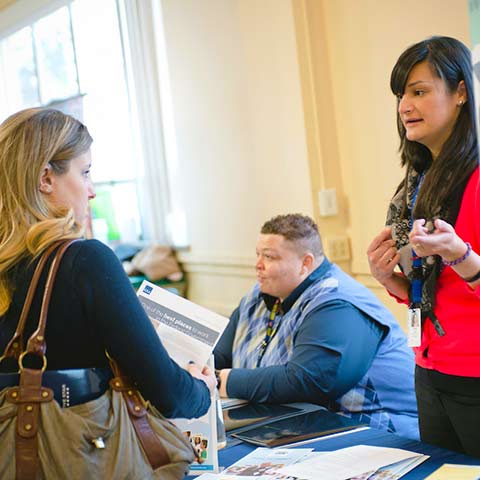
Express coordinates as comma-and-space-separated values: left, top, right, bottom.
409, 218, 467, 262
367, 227, 400, 285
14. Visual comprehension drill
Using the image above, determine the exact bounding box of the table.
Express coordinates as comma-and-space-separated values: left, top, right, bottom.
187, 426, 480, 479
186, 401, 480, 479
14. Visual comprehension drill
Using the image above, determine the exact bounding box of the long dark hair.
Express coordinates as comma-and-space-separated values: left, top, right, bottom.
390, 36, 478, 222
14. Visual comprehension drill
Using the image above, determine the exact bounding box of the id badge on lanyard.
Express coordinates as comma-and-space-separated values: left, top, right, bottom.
408, 172, 424, 348
407, 307, 421, 347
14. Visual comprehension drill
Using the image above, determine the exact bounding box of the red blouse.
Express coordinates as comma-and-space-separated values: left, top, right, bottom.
416, 167, 480, 376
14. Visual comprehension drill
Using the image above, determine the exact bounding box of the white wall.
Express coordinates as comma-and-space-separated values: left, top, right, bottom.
160, 0, 313, 314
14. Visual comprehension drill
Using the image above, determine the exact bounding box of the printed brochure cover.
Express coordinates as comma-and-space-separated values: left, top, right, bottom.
173, 356, 219, 475
137, 280, 228, 367
137, 282, 228, 474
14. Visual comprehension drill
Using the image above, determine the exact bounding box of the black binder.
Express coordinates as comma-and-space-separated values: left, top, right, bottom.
231, 408, 366, 447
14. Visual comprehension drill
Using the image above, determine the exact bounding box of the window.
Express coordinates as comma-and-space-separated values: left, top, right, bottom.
2, 26, 40, 111
0, 0, 183, 245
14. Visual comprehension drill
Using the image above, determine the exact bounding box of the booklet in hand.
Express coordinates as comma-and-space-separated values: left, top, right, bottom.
231, 408, 366, 447
137, 281, 229, 475
137, 280, 229, 367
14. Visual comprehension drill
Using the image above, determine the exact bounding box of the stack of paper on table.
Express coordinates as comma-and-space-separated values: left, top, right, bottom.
197, 445, 428, 480
344, 454, 429, 479
277, 445, 429, 480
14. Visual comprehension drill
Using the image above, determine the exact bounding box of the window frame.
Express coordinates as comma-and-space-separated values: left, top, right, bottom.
0, 0, 188, 246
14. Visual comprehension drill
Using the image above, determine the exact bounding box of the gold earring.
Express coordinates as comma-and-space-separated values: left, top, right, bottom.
458, 100, 464, 106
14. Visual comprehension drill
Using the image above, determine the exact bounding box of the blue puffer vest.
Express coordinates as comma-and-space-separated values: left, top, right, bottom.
233, 261, 419, 440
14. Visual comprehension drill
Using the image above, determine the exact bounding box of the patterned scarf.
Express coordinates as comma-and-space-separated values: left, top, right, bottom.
385, 167, 446, 335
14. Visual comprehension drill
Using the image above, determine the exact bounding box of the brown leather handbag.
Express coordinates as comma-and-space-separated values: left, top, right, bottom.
0, 240, 196, 479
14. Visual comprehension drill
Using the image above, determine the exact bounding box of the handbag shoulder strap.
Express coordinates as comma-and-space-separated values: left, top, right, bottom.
1, 240, 63, 362
12, 239, 78, 480
23, 239, 79, 360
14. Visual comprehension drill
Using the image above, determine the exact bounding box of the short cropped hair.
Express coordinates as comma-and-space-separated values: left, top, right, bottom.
261, 214, 323, 258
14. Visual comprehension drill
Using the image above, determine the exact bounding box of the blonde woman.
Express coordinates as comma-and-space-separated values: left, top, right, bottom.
0, 108, 215, 417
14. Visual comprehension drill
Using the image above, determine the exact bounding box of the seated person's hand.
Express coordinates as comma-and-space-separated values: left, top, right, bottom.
187, 361, 217, 395
217, 369, 231, 398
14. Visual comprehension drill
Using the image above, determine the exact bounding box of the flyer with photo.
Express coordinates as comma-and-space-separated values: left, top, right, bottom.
221, 447, 313, 480
137, 281, 229, 475
174, 393, 219, 475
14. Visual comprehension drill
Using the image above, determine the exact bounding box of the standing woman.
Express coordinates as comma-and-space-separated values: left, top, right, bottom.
0, 108, 215, 425
368, 36, 480, 457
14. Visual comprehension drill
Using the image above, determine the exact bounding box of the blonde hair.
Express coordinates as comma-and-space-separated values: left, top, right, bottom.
0, 108, 93, 315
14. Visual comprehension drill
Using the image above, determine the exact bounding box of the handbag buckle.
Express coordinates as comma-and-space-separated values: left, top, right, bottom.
91, 437, 105, 449
18, 351, 47, 372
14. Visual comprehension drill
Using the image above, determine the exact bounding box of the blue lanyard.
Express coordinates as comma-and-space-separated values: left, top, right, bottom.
408, 171, 445, 336
410, 172, 425, 307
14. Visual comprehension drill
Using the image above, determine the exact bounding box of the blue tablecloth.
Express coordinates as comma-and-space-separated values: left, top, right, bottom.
187, 427, 480, 479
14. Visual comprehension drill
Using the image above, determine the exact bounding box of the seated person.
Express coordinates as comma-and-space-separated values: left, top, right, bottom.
214, 214, 418, 439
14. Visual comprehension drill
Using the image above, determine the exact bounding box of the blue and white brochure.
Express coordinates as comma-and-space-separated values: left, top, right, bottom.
137, 282, 227, 475
137, 280, 228, 367
174, 357, 219, 475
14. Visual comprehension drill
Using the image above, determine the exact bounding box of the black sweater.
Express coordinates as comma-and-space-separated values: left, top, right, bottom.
0, 239, 210, 418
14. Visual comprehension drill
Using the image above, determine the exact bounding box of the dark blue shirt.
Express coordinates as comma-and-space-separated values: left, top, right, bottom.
214, 261, 386, 404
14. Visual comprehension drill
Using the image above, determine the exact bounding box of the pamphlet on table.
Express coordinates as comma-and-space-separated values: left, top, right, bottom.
196, 445, 428, 480
277, 445, 429, 480
198, 447, 313, 480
